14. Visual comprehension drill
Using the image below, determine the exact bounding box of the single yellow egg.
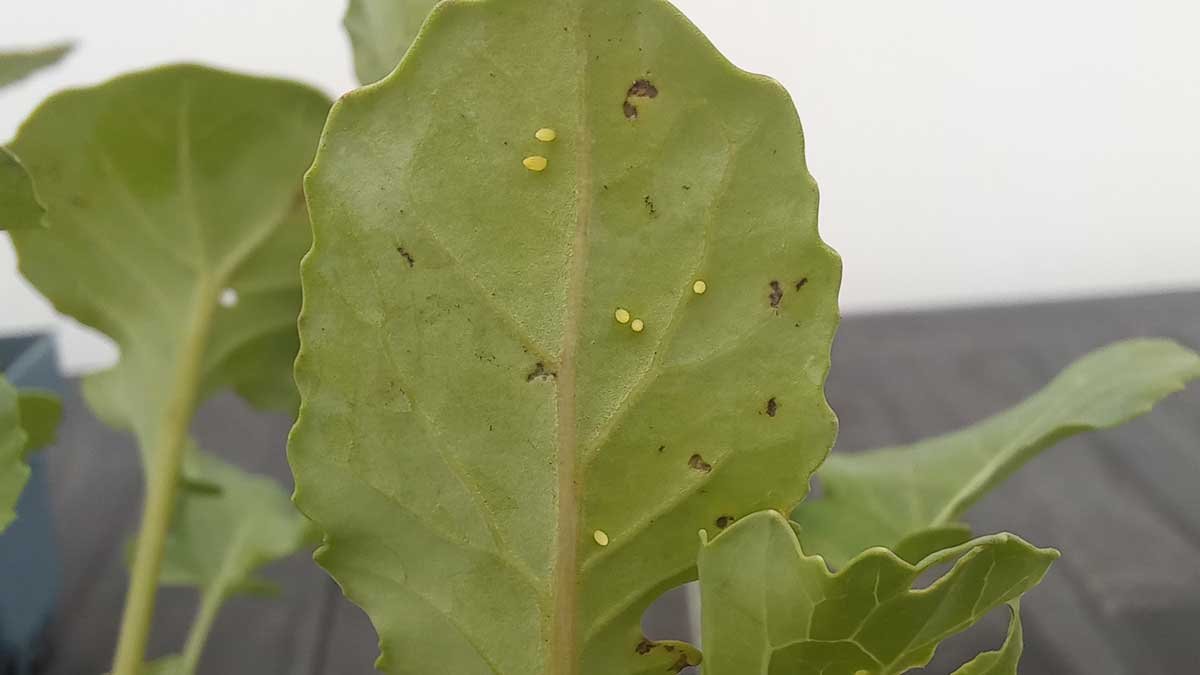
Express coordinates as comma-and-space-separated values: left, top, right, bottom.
692, 280, 707, 295
535, 127, 557, 142
593, 529, 610, 546
631, 318, 645, 333
614, 308, 631, 324
523, 155, 548, 172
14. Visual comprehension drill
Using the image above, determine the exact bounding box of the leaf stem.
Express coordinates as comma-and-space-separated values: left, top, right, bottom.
178, 585, 225, 674
110, 286, 217, 675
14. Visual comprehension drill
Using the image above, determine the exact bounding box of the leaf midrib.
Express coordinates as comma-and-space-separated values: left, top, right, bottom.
549, 7, 592, 673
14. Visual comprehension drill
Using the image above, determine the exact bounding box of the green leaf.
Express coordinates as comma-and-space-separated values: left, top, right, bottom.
950, 601, 1023, 675
697, 511, 1057, 675
8, 65, 330, 455
161, 449, 311, 598
0, 42, 72, 89
0, 376, 30, 532
291, 0, 841, 672
794, 338, 1200, 567
17, 388, 62, 454
0, 147, 46, 230
344, 0, 440, 84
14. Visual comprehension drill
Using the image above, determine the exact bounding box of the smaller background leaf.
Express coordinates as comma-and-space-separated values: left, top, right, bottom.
160, 448, 311, 598
16, 388, 62, 454
794, 338, 1200, 567
0, 41, 72, 89
0, 376, 30, 531
343, 0, 440, 84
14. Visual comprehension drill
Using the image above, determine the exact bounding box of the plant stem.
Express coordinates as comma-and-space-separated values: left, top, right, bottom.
178, 585, 225, 674
110, 288, 216, 675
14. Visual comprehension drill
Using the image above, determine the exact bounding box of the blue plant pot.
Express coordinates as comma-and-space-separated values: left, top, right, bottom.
0, 335, 61, 675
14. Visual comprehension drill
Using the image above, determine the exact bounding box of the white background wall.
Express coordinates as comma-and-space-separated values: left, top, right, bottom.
2, 0, 1198, 373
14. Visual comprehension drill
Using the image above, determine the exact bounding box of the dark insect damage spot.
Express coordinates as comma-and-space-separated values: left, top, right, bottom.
526, 362, 557, 382
644, 195, 656, 215
769, 280, 783, 308
658, 445, 666, 453
688, 453, 712, 473
395, 246, 415, 267
628, 79, 659, 98
795, 277, 809, 290
716, 515, 735, 529
623, 78, 659, 119
635, 639, 654, 655
766, 397, 778, 417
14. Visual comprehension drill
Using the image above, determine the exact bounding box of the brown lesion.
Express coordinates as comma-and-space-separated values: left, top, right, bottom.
688, 453, 712, 473
716, 515, 735, 529
766, 397, 778, 417
395, 245, 415, 267
525, 362, 557, 382
623, 78, 659, 119
769, 280, 783, 308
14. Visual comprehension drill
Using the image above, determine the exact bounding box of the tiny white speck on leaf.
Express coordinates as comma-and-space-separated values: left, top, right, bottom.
535, 127, 557, 142
219, 288, 238, 308
523, 155, 548, 172
593, 529, 609, 546
631, 318, 645, 333
692, 280, 707, 295
614, 308, 631, 324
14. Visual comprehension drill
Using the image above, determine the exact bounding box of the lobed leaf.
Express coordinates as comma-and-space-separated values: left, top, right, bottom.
949, 601, 1023, 675
344, 0, 441, 84
160, 449, 312, 598
0, 42, 72, 89
697, 511, 1056, 675
0, 376, 29, 532
17, 388, 62, 453
291, 0, 841, 672
793, 338, 1200, 567
0, 377, 60, 531
8, 65, 330, 455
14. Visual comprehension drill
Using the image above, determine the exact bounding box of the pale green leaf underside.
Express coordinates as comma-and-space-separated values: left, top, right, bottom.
344, 0, 441, 84
0, 376, 29, 531
697, 511, 1056, 675
950, 601, 1023, 675
292, 0, 840, 672
9, 65, 329, 454
161, 449, 311, 597
0, 147, 46, 230
0, 42, 72, 89
793, 338, 1200, 567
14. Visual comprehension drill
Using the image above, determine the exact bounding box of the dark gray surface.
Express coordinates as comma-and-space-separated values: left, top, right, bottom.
32, 290, 1200, 674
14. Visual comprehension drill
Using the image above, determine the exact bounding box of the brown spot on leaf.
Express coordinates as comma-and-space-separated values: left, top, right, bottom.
795, 277, 809, 290
769, 280, 783, 308
716, 515, 735, 529
395, 246, 415, 267
623, 78, 659, 119
526, 362, 556, 382
628, 79, 659, 98
658, 445, 666, 453
688, 454, 712, 473
644, 195, 656, 215
635, 639, 654, 655
766, 397, 778, 417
